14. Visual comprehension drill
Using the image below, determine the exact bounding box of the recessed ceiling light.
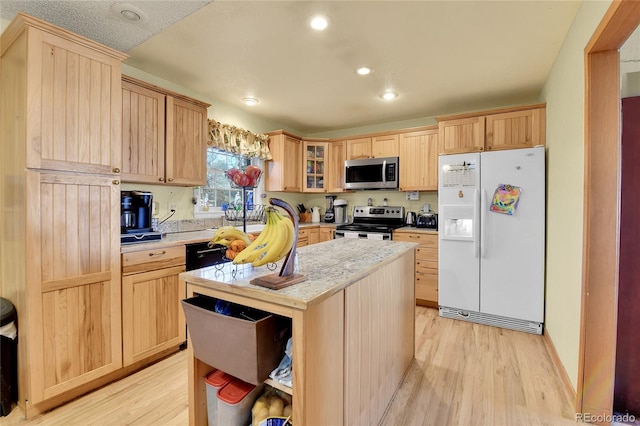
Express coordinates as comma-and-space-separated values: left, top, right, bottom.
110, 3, 148, 24
356, 67, 372, 76
243, 97, 259, 106
309, 14, 330, 31
381, 91, 398, 101
120, 9, 141, 22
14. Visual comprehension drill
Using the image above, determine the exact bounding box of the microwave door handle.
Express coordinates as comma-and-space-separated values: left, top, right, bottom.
382, 160, 387, 183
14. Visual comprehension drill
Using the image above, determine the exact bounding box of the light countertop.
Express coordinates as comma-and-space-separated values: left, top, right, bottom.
120, 222, 337, 253
180, 238, 417, 310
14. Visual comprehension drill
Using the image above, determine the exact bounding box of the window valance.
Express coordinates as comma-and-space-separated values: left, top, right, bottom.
208, 119, 272, 160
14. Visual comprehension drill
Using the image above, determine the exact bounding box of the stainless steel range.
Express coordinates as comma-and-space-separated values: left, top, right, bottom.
334, 205, 405, 240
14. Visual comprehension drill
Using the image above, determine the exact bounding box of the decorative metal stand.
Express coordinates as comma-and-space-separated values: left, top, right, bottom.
250, 198, 307, 290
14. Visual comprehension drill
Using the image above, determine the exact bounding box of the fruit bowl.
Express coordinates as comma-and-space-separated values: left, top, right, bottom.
227, 165, 262, 189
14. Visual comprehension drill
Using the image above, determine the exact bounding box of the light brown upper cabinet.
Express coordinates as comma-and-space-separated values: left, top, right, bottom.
302, 139, 350, 193
302, 140, 329, 193
265, 130, 302, 192
437, 104, 546, 154
399, 127, 439, 191
327, 140, 349, 193
10, 16, 125, 176
346, 134, 399, 160
121, 76, 210, 186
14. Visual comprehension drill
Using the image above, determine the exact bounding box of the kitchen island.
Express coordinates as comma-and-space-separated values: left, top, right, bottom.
180, 238, 417, 426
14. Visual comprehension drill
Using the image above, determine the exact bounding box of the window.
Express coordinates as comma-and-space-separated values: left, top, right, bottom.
195, 147, 261, 215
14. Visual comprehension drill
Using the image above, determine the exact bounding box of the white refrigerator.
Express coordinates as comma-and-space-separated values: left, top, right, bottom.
438, 147, 545, 334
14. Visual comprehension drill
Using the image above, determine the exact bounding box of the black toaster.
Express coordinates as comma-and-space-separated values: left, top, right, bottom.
415, 211, 438, 229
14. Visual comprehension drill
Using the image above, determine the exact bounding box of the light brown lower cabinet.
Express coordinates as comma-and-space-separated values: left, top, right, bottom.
121, 245, 186, 366
299, 226, 334, 246
393, 231, 439, 307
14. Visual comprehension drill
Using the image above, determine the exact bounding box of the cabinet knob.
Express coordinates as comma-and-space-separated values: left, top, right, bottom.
113, 167, 120, 173
159, 177, 165, 182
112, 180, 120, 185
167, 177, 174, 182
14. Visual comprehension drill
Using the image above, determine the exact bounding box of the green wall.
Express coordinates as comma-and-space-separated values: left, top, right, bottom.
538, 0, 611, 391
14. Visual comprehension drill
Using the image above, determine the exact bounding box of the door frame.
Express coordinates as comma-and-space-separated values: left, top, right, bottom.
578, 0, 640, 420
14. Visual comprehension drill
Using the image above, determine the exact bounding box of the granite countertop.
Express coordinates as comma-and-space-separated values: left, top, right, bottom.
181, 238, 418, 310
394, 226, 438, 234
120, 230, 216, 253
120, 222, 338, 253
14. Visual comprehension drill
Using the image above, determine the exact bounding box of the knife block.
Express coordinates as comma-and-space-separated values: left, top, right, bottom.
299, 212, 312, 223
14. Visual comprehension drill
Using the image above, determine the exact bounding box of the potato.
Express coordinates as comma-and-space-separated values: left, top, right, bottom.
283, 404, 292, 417
252, 396, 268, 414
268, 396, 284, 417
253, 406, 269, 425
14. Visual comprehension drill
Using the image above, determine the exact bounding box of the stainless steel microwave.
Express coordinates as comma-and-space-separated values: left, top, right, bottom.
344, 156, 399, 190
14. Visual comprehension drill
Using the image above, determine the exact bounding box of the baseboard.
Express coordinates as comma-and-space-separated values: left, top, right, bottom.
542, 329, 577, 407
416, 299, 438, 309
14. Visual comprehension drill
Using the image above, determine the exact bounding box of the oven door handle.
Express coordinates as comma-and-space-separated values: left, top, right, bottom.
196, 248, 224, 256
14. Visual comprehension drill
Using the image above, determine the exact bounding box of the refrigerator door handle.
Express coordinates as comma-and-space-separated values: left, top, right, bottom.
474, 188, 480, 258
481, 189, 487, 258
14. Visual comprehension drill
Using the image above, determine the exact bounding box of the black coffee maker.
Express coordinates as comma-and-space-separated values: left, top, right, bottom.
121, 191, 153, 234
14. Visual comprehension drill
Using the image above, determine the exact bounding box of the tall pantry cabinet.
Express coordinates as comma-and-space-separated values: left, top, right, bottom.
1, 13, 127, 417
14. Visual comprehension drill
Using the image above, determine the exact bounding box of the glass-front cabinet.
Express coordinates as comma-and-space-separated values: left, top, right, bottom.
303, 141, 329, 192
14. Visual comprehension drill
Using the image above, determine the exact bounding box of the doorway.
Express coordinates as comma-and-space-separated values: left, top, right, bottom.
579, 0, 640, 422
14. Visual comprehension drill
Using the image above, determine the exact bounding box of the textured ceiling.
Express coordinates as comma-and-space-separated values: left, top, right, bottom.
0, 1, 211, 52
1, 1, 617, 135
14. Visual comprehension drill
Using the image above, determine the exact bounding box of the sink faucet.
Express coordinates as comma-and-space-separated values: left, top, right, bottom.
367, 198, 372, 206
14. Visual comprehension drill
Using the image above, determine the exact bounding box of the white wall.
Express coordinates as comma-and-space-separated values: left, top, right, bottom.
538, 0, 611, 391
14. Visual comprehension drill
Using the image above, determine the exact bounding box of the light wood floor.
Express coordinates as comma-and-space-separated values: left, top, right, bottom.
4, 307, 576, 425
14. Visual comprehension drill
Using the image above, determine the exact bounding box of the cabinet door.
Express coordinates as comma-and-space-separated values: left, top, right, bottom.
266, 134, 302, 192
122, 265, 186, 366
303, 142, 328, 193
327, 141, 347, 192
371, 134, 399, 158
165, 96, 208, 186
308, 227, 321, 245
438, 117, 485, 154
399, 129, 438, 191
27, 171, 122, 403
485, 108, 545, 151
121, 81, 166, 184
28, 29, 123, 175
319, 227, 334, 242
346, 137, 372, 160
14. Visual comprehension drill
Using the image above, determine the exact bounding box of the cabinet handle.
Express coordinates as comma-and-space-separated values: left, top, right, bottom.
112, 180, 120, 185
159, 177, 165, 182
409, 235, 420, 239
113, 167, 120, 173
167, 177, 174, 182
148, 251, 166, 257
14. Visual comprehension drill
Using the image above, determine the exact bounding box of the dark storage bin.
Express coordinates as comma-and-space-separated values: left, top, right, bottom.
0, 297, 17, 417
181, 295, 288, 385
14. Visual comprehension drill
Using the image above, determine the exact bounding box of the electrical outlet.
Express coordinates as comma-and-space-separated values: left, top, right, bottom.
152, 202, 159, 215
406, 191, 419, 201
169, 203, 178, 212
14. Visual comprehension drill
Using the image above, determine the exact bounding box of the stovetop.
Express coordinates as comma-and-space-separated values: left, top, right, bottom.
336, 205, 405, 233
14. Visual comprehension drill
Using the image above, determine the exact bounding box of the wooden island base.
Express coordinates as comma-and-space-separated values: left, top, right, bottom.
181, 239, 416, 425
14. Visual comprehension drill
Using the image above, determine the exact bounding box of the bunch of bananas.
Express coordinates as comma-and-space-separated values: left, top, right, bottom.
232, 207, 295, 267
209, 226, 252, 247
